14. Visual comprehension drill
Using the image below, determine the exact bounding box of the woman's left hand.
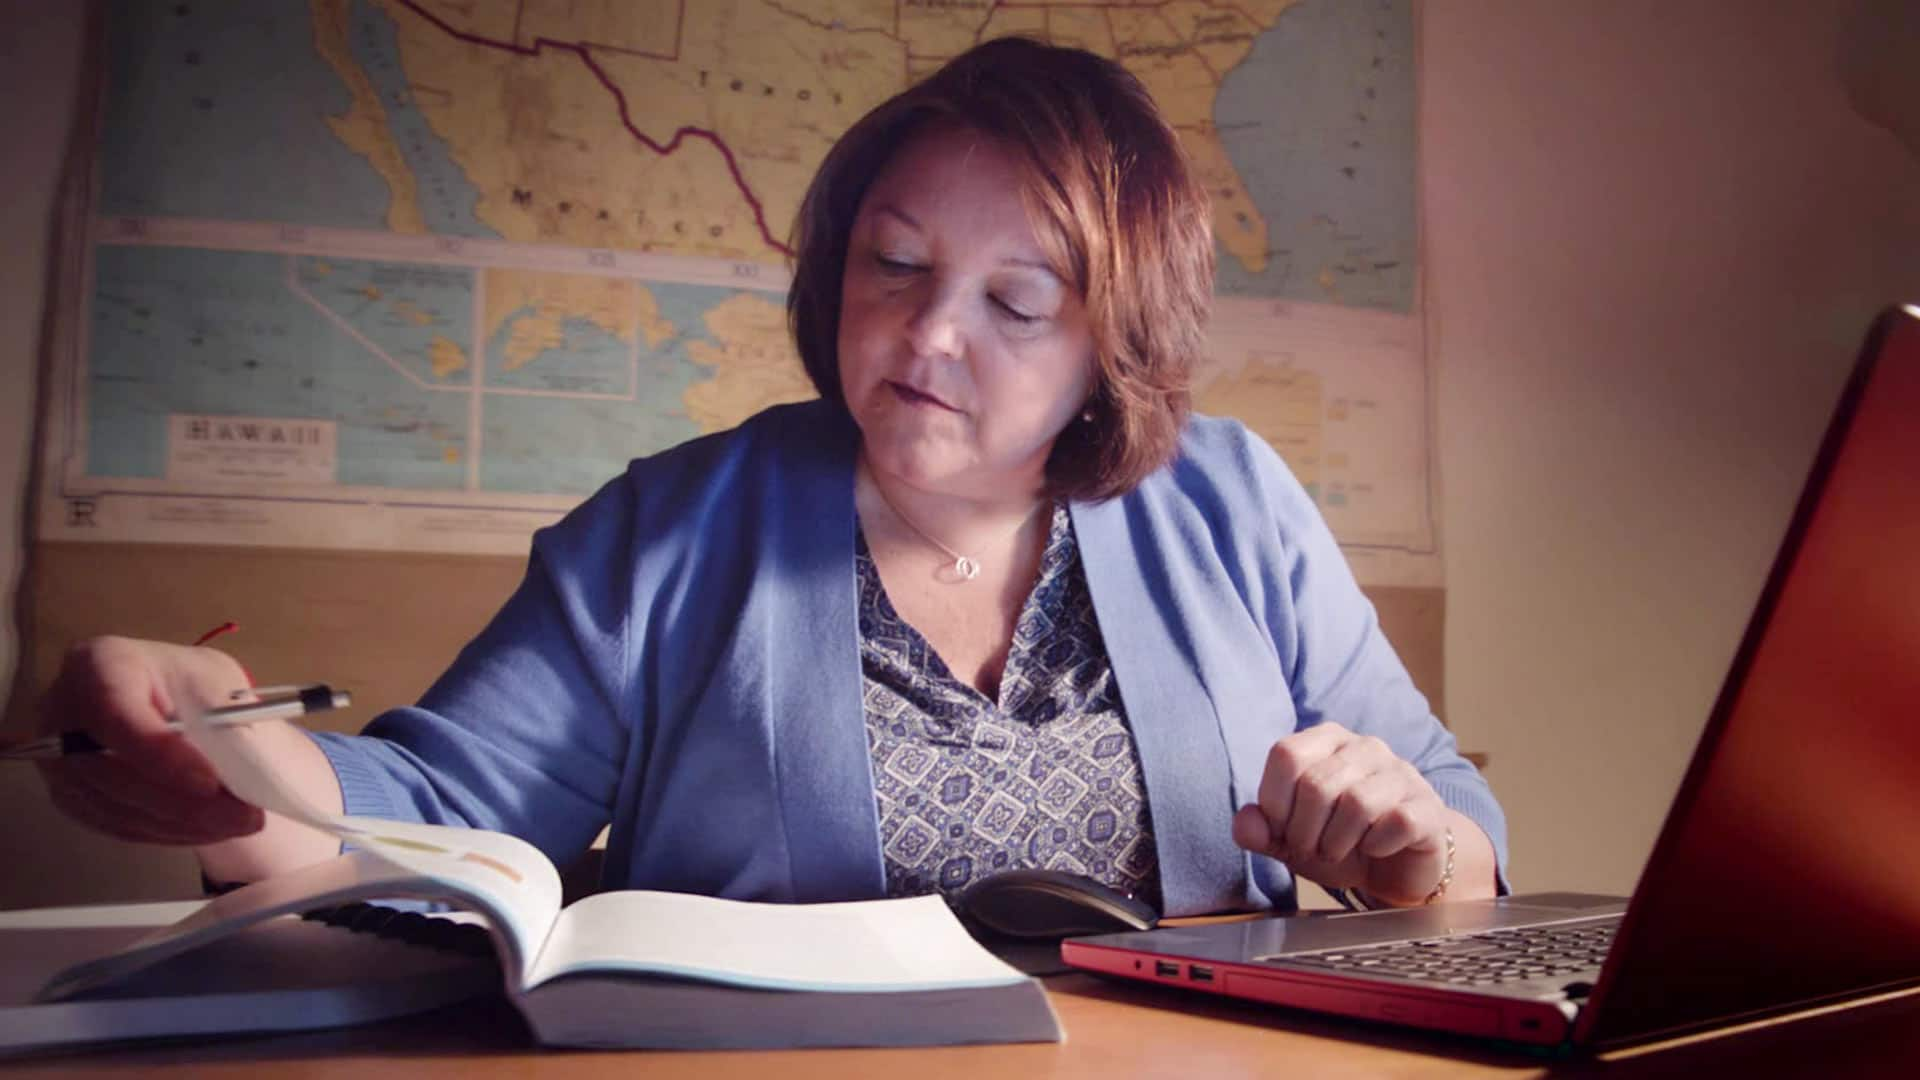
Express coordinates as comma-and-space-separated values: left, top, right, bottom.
1231, 722, 1456, 906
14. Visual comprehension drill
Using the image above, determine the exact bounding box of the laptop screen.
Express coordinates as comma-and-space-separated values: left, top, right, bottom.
1579, 306, 1920, 1047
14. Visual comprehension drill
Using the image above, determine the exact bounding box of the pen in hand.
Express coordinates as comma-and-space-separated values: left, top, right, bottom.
1, 684, 351, 761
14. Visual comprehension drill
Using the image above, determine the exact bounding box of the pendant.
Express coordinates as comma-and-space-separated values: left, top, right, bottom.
954, 555, 981, 581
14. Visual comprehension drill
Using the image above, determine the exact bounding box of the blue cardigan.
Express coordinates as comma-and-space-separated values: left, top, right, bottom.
314, 401, 1507, 916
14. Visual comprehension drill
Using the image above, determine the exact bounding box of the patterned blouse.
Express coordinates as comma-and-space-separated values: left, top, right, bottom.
857, 503, 1162, 911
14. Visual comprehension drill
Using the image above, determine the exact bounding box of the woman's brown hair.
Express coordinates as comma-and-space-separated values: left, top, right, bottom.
787, 37, 1214, 501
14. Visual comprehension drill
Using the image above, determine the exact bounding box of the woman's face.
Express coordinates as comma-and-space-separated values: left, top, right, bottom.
837, 124, 1096, 500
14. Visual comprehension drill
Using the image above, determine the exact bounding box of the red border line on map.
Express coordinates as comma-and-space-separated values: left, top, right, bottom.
393, 0, 793, 257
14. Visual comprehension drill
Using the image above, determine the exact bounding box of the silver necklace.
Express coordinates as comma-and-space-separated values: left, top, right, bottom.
871, 483, 1046, 582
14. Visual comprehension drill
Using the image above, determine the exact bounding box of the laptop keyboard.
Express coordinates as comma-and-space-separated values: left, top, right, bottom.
1277, 917, 1618, 987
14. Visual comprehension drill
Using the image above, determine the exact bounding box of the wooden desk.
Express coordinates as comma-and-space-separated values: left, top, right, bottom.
8, 972, 1920, 1078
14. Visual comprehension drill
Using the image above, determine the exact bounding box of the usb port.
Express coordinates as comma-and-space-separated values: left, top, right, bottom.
1189, 965, 1215, 983
1154, 960, 1181, 978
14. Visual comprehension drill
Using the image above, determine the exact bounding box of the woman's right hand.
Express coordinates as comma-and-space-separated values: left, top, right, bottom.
36, 636, 266, 845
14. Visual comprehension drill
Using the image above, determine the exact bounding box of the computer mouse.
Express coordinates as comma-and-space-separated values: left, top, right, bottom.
957, 868, 1159, 939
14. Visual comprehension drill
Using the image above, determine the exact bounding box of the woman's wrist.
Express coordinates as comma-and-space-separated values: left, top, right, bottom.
1356, 815, 1480, 907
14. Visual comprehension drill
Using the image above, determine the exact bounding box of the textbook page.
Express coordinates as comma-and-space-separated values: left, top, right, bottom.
37, 852, 421, 1001
528, 891, 1027, 993
183, 715, 563, 982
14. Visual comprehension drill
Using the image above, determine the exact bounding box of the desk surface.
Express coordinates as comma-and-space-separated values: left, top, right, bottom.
8, 972, 1920, 1078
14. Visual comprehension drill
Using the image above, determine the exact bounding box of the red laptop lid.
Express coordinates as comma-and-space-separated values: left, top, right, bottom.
1579, 306, 1920, 1047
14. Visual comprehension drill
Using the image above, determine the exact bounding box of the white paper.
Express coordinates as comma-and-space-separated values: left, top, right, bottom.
180, 716, 562, 981
532, 891, 1026, 992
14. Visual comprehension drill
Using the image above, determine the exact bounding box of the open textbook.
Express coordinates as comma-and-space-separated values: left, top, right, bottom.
23, 715, 1061, 1051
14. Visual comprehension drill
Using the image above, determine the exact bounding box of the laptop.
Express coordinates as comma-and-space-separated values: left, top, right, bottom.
1062, 305, 1920, 1051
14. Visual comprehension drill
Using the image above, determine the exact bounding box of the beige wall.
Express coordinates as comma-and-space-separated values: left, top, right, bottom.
1, 1, 83, 722
2, 2, 1917, 908
1425, 1, 1920, 894
0, 1, 129, 907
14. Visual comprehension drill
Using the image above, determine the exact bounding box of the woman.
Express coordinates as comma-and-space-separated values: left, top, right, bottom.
39, 38, 1505, 915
